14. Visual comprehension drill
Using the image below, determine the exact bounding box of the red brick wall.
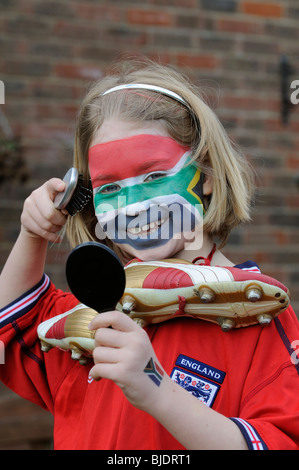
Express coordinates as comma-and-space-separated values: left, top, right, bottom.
0, 0, 299, 449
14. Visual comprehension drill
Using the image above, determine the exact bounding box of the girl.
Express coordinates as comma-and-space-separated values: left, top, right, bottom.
0, 59, 298, 450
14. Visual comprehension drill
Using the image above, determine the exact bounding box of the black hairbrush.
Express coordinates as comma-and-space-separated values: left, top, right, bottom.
54, 168, 92, 216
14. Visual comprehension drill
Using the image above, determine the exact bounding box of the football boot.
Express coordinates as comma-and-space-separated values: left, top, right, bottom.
119, 259, 290, 330
38, 303, 97, 365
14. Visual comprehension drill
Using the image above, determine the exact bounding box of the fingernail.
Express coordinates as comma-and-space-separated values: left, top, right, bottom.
58, 182, 66, 191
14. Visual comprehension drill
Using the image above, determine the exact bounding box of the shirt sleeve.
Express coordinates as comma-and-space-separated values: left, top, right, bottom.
230, 306, 299, 450
0, 274, 51, 328
0, 274, 79, 412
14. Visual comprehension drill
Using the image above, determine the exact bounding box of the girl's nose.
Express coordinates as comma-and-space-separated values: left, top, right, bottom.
122, 181, 157, 215
124, 200, 150, 217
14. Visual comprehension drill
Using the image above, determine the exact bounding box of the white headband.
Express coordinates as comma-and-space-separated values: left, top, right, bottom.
101, 83, 189, 107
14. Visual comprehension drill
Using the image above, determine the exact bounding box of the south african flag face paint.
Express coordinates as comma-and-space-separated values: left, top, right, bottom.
89, 134, 204, 256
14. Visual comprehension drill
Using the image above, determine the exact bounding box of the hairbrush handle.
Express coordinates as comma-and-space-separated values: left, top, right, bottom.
54, 167, 79, 211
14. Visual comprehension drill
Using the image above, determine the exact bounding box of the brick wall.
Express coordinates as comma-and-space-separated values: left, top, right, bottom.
0, 0, 298, 449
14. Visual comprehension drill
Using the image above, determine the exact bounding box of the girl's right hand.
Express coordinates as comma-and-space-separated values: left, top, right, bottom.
21, 178, 68, 243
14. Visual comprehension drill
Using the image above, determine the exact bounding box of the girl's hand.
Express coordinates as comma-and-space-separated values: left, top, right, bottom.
89, 311, 165, 411
21, 178, 68, 243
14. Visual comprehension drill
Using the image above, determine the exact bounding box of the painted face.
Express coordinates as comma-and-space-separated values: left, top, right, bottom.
89, 134, 204, 259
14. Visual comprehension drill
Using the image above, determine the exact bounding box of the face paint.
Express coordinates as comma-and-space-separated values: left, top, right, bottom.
89, 135, 204, 253
144, 357, 164, 387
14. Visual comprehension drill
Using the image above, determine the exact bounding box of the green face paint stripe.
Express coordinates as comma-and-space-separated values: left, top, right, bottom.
94, 164, 203, 215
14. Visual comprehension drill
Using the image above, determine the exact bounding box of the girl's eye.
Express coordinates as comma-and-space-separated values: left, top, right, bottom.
144, 172, 167, 182
99, 183, 121, 194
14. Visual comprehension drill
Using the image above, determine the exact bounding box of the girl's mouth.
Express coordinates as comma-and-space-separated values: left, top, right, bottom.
126, 218, 166, 236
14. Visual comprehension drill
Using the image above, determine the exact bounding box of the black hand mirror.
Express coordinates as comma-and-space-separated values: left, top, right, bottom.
66, 242, 126, 313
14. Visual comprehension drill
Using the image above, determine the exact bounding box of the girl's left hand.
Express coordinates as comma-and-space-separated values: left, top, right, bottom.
88, 311, 165, 411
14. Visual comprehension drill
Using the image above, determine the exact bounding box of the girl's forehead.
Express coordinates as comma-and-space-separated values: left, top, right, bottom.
90, 119, 169, 146
88, 134, 190, 188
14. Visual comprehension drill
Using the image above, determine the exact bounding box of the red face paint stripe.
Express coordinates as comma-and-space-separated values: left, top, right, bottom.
88, 134, 190, 188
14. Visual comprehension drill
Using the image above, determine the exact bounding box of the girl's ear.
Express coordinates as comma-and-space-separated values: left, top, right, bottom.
203, 173, 213, 196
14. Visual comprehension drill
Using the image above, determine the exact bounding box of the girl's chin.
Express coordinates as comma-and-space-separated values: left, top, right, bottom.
116, 238, 186, 262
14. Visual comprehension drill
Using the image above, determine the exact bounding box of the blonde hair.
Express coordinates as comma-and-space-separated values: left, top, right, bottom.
66, 57, 255, 258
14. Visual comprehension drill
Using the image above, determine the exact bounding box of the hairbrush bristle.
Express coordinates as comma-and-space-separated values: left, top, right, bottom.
66, 176, 92, 216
